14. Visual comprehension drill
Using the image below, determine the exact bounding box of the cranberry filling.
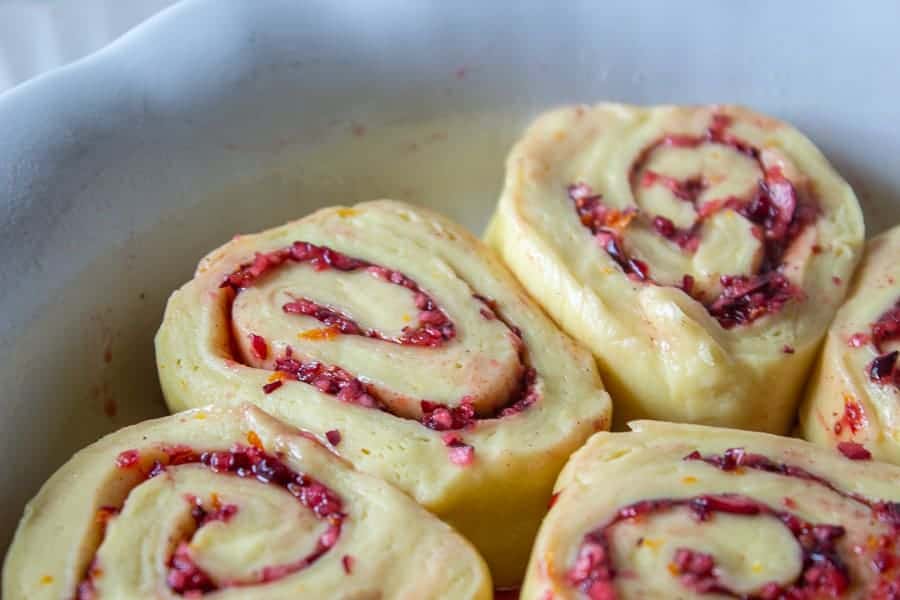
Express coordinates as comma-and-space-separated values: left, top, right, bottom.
837, 441, 872, 461
568, 114, 816, 329
569, 448, 900, 599
833, 397, 867, 436
77, 444, 345, 597
849, 300, 900, 389
220, 242, 542, 465
224, 241, 455, 348
707, 273, 801, 331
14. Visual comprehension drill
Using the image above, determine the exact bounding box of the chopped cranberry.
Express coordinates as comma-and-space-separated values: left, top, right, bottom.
849, 332, 870, 348
167, 542, 215, 595
116, 449, 140, 469
707, 272, 801, 329
262, 380, 283, 394
870, 351, 899, 384
549, 492, 561, 508
77, 444, 347, 595
571, 114, 816, 330
249, 334, 268, 360
653, 215, 676, 238
834, 397, 867, 436
642, 171, 706, 203
872, 301, 900, 349
838, 441, 872, 460
325, 430, 341, 447
421, 400, 476, 431
783, 345, 795, 354
448, 444, 475, 466
342, 555, 354, 575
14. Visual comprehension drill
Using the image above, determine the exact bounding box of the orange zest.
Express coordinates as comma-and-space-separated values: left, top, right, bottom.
246, 430, 264, 450
298, 326, 341, 341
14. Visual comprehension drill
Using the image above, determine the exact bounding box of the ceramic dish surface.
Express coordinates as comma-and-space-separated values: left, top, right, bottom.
1, 0, 900, 564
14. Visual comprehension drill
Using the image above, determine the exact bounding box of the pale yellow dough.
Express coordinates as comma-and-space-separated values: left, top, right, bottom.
487, 103, 864, 433
3, 405, 492, 600
522, 421, 900, 599
155, 200, 611, 585
799, 224, 900, 464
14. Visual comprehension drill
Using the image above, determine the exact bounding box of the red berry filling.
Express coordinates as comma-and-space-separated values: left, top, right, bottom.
115, 449, 140, 469
833, 396, 867, 436
846, 299, 900, 389
837, 441, 872, 461
77, 444, 345, 597
325, 430, 341, 447
219, 241, 542, 465
568, 114, 817, 329
342, 555, 354, 575
249, 334, 268, 360
569, 449, 900, 598
224, 241, 455, 348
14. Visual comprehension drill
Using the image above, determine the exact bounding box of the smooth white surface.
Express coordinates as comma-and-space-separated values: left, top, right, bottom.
0, 0, 899, 560
0, 0, 175, 93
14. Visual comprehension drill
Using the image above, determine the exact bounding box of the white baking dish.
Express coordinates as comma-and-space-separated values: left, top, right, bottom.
1, 0, 900, 557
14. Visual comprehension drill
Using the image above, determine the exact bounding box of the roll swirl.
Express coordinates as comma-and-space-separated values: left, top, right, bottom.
488, 104, 864, 432
3, 405, 492, 599
155, 200, 611, 584
522, 421, 900, 599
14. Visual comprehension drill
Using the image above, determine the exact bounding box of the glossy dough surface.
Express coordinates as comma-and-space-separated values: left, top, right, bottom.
800, 224, 900, 464
155, 200, 611, 585
523, 421, 900, 599
3, 405, 491, 600
487, 104, 864, 433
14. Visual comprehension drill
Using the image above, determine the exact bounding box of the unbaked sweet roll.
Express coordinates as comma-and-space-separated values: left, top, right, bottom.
487, 104, 864, 433
522, 421, 900, 600
3, 404, 491, 599
799, 224, 900, 464
155, 200, 611, 585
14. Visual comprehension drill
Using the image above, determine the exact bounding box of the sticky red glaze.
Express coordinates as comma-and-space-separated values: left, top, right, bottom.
568, 114, 816, 329
837, 441, 872, 460
220, 242, 542, 464
569, 447, 900, 598
77, 444, 345, 597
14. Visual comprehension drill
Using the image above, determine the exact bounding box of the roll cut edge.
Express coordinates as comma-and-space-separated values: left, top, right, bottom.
488, 103, 864, 433
3, 404, 492, 599
800, 224, 900, 465
522, 420, 900, 599
155, 200, 611, 585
